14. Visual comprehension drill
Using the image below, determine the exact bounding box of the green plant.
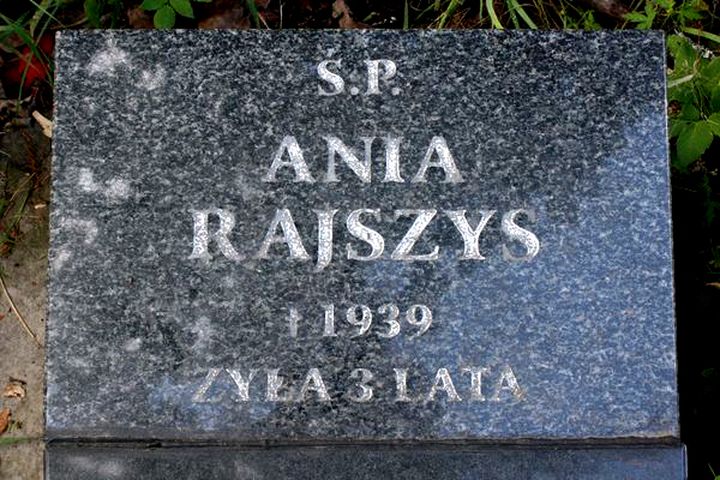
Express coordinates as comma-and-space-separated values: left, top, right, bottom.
667, 34, 720, 169
710, 464, 720, 480
84, 0, 124, 28
140, 0, 212, 29
625, 0, 707, 30
556, 7, 601, 30
413, 0, 603, 31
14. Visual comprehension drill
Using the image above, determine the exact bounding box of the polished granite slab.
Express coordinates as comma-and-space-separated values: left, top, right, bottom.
46, 444, 686, 479
48, 30, 677, 445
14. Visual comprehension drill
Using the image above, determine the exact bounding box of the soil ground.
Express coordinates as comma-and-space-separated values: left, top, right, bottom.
0, 125, 50, 480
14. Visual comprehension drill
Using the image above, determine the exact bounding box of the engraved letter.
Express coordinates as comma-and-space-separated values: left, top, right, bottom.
189, 209, 244, 261
427, 368, 461, 402
192, 368, 221, 402
364, 59, 397, 95
381, 137, 404, 183
490, 366, 525, 401
325, 136, 374, 183
315, 209, 337, 271
322, 303, 337, 337
288, 306, 301, 338
391, 209, 439, 261
394, 368, 413, 402
266, 368, 290, 402
263, 136, 314, 183
501, 209, 540, 261
298, 368, 331, 402
256, 209, 311, 260
348, 368, 374, 403
347, 209, 385, 260
226, 369, 257, 402
446, 210, 496, 260
411, 137, 464, 183
463, 367, 490, 401
318, 59, 344, 96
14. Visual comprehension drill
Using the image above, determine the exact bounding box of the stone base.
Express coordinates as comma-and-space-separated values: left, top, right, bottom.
46, 443, 686, 479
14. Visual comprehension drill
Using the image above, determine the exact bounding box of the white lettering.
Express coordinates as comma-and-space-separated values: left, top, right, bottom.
256, 209, 311, 260
411, 136, 463, 183
317, 60, 344, 96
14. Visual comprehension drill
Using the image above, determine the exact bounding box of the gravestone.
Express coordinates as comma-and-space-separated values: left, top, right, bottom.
46, 30, 685, 478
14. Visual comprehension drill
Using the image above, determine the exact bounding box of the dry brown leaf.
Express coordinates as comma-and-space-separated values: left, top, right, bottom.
0, 408, 10, 435
199, 8, 250, 29
2, 381, 26, 399
32, 111, 52, 138
126, 6, 154, 29
707, 282, 720, 289
579, 0, 629, 20
332, 0, 367, 28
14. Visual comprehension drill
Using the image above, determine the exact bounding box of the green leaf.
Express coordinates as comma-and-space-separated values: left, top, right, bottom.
679, 7, 704, 21
643, 2, 657, 25
678, 103, 700, 121
154, 4, 176, 28
676, 121, 714, 168
669, 120, 689, 139
668, 83, 695, 106
678, 0, 706, 22
170, 0, 194, 18
667, 34, 698, 74
707, 113, 720, 136
699, 58, 720, 93
702, 57, 720, 79
583, 11, 601, 31
194, 0, 213, 3
711, 85, 720, 112
141, 0, 167, 11
84, 0, 101, 27
625, 3, 656, 29
624, 12, 647, 23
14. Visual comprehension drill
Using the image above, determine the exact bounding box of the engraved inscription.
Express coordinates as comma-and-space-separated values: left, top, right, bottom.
189, 208, 540, 267
262, 136, 463, 184
192, 366, 525, 404
184, 57, 533, 412
317, 59, 399, 96
288, 303, 433, 339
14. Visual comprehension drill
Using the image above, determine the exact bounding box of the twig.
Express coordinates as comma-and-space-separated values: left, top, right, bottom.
0, 273, 42, 347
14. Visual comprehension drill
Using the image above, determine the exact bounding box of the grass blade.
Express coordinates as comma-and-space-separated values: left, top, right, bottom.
486, 0, 503, 29
0, 12, 53, 98
246, 0, 261, 28
507, 0, 537, 29
404, 0, 409, 29
27, 0, 64, 34
438, 0, 462, 29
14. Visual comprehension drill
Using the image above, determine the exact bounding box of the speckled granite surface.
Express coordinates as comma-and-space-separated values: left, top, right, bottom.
48, 31, 678, 443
